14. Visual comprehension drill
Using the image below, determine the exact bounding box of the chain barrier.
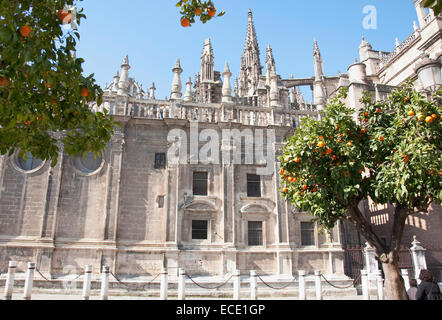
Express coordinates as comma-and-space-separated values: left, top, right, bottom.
35, 267, 53, 282
256, 274, 297, 290
321, 273, 362, 289
109, 272, 161, 291
186, 274, 233, 290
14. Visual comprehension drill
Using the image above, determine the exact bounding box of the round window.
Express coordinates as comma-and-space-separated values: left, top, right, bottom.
17, 153, 43, 171
74, 152, 103, 174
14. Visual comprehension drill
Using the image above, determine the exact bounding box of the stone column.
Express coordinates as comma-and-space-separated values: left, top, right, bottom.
23, 262, 35, 300
364, 242, 379, 279
250, 270, 258, 300
401, 269, 411, 291
160, 268, 168, 300
82, 265, 92, 300
298, 270, 306, 300
100, 266, 110, 300
314, 270, 322, 300
178, 268, 186, 300
3, 261, 17, 300
361, 270, 369, 300
410, 236, 427, 283
375, 270, 384, 301
233, 270, 241, 300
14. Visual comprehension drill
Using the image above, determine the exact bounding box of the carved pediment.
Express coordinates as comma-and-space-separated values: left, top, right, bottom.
240, 203, 272, 214
184, 200, 217, 212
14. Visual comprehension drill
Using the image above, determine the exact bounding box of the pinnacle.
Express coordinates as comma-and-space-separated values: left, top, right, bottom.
122, 55, 129, 66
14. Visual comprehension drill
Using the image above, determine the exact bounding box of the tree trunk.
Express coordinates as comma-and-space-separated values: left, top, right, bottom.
381, 252, 409, 300
346, 203, 410, 300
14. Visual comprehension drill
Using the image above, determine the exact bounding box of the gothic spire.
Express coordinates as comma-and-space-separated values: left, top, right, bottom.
313, 38, 324, 80
240, 9, 263, 97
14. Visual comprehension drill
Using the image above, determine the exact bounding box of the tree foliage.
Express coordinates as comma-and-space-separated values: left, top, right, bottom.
176, 0, 225, 27
280, 84, 441, 231
0, 0, 118, 166
279, 83, 441, 299
423, 0, 441, 15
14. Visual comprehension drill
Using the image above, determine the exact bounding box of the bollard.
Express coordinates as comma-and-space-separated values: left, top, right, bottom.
361, 270, 369, 300
298, 270, 306, 300
160, 268, 168, 300
375, 270, 384, 301
401, 269, 410, 291
23, 262, 35, 300
250, 270, 258, 300
100, 266, 110, 300
178, 268, 186, 300
82, 265, 92, 300
233, 270, 241, 300
314, 271, 322, 300
3, 261, 17, 300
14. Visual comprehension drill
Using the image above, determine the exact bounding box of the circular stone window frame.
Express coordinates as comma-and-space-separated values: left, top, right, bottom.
10, 150, 47, 175
71, 151, 106, 177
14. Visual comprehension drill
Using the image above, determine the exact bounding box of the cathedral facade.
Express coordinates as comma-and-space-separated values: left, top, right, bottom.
0, 1, 440, 279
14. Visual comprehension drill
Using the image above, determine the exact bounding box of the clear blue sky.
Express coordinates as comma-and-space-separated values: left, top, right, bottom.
75, 0, 418, 101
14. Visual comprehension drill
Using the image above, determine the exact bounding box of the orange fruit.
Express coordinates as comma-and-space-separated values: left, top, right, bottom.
181, 17, 190, 27
280, 169, 285, 175
363, 112, 368, 117
317, 141, 325, 148
376, 108, 381, 114
81, 87, 89, 97
0, 77, 9, 87
378, 136, 384, 141
439, 170, 442, 176
24, 121, 31, 126
347, 142, 353, 147
319, 136, 324, 140
282, 188, 288, 193
404, 155, 410, 163
293, 177, 298, 183
36, 116, 42, 121
20, 25, 32, 37
361, 128, 366, 134
326, 148, 333, 155
425, 116, 433, 123
417, 114, 425, 121
408, 110, 415, 117
294, 157, 300, 163
431, 114, 437, 120
335, 125, 339, 130
208, 7, 216, 17
195, 8, 202, 15
287, 177, 294, 182
302, 185, 308, 190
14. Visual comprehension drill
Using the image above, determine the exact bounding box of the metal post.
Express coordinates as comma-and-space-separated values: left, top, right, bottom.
401, 269, 410, 291
298, 270, 306, 300
3, 261, 17, 300
100, 266, 110, 300
250, 270, 257, 300
314, 270, 322, 300
160, 268, 168, 300
361, 270, 369, 300
233, 270, 241, 300
178, 268, 186, 300
82, 265, 92, 300
375, 270, 384, 301
23, 262, 35, 300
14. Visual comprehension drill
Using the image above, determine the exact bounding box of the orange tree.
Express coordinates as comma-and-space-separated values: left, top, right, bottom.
176, 0, 225, 27
280, 84, 441, 300
0, 0, 117, 166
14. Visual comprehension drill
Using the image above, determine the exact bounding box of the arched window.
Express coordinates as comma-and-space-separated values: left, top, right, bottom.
17, 153, 43, 171
74, 152, 103, 174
